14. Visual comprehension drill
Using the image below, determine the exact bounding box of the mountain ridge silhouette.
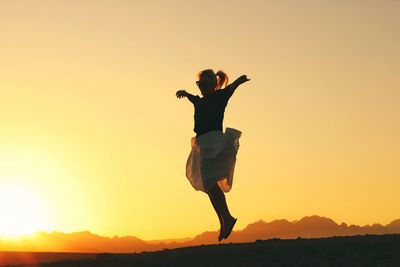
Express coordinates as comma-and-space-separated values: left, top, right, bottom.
1, 215, 399, 253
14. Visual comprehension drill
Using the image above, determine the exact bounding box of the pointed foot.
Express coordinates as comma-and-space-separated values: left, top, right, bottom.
223, 217, 237, 240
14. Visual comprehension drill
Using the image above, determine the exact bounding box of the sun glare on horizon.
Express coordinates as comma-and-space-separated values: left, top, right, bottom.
0, 184, 50, 237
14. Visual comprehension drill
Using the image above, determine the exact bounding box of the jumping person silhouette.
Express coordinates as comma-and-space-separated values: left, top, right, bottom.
176, 69, 250, 241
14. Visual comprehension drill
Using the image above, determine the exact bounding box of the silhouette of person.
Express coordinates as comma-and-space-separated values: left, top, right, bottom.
176, 69, 250, 241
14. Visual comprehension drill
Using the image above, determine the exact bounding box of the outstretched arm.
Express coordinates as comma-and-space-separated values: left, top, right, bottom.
176, 90, 199, 104
223, 75, 250, 98
226, 75, 250, 91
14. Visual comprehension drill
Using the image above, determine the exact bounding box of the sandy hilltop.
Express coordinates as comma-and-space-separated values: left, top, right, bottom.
1, 215, 400, 253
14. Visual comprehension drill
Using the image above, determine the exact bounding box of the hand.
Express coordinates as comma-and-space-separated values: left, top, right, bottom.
176, 90, 188, 99
236, 75, 250, 85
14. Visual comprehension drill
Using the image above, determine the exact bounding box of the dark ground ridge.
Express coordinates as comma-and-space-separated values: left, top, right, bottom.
9, 234, 400, 267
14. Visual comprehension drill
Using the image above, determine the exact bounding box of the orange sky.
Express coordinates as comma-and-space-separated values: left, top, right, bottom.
0, 0, 399, 240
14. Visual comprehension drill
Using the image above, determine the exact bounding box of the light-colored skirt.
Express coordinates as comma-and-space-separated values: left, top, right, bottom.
186, 127, 242, 193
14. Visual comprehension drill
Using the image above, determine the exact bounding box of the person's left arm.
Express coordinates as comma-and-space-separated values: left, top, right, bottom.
221, 75, 250, 99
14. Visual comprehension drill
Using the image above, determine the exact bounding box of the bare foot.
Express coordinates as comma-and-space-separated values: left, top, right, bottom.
218, 221, 224, 242
222, 217, 237, 240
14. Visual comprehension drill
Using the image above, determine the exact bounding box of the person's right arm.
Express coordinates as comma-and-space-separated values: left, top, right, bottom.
176, 90, 199, 104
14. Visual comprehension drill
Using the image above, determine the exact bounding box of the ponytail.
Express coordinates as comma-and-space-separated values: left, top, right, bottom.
198, 69, 229, 91
216, 70, 228, 90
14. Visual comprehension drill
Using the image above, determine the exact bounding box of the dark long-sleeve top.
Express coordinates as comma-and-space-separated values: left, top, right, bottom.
189, 87, 235, 137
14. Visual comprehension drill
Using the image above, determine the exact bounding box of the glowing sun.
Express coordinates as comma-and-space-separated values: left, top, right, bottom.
0, 184, 50, 237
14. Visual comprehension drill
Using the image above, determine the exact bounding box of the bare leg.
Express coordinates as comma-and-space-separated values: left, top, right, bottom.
207, 184, 236, 240
207, 186, 225, 241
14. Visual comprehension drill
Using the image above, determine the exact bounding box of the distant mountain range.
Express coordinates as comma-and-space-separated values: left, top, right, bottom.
1, 215, 399, 253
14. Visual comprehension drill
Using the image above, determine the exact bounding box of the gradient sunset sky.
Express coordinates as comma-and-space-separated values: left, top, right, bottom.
0, 0, 399, 240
